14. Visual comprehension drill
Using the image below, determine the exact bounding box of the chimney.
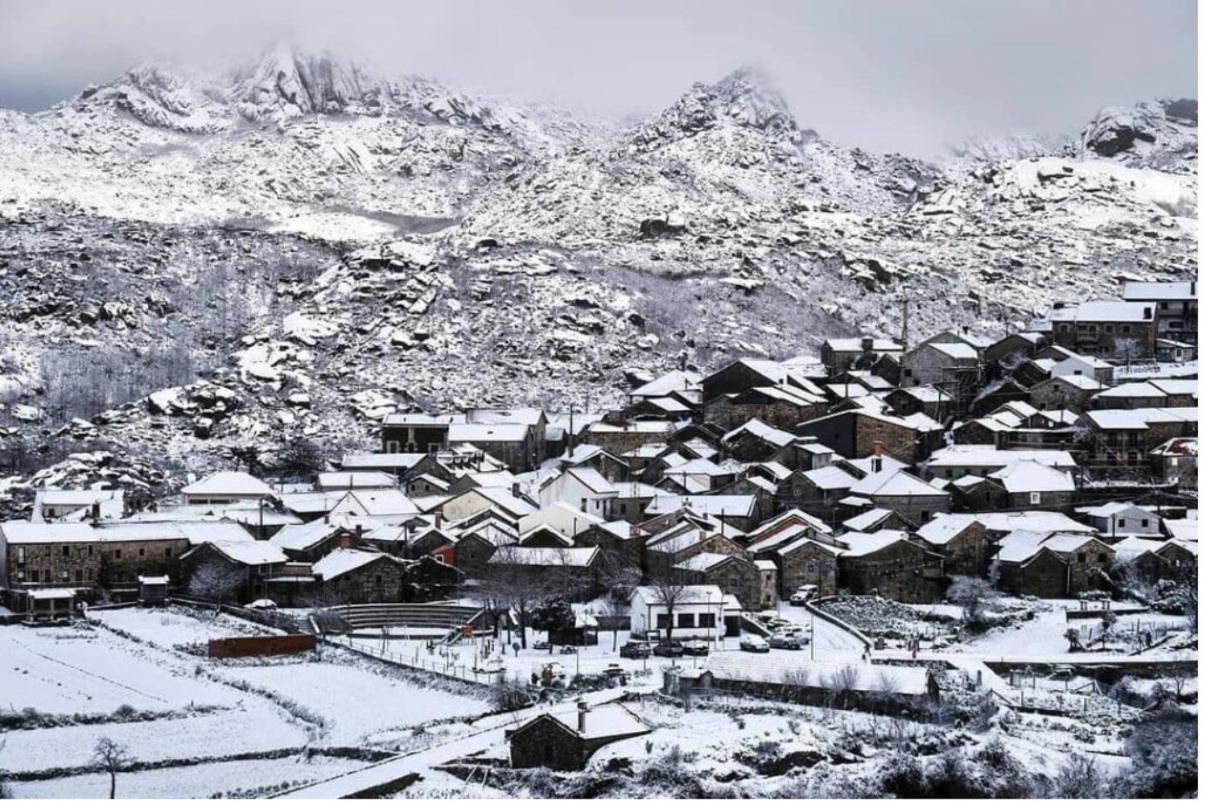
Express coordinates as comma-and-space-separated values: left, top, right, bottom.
860, 336, 873, 353
90, 502, 101, 521
434, 511, 443, 530
576, 698, 589, 733
1143, 306, 1152, 319
338, 531, 355, 550
511, 482, 521, 498
871, 441, 884, 473
324, 513, 330, 524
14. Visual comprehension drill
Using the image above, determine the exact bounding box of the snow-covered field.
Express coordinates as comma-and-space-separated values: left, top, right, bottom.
0, 607, 496, 798
8, 755, 366, 799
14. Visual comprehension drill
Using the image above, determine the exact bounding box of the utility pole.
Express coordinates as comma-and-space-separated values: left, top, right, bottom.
901, 297, 911, 352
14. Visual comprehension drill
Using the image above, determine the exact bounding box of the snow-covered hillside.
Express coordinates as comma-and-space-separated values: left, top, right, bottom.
0, 48, 1197, 482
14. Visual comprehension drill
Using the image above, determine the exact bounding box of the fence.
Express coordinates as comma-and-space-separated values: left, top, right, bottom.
209, 634, 316, 659
330, 633, 501, 686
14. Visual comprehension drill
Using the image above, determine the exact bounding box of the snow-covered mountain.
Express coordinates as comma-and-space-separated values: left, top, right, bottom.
0, 49, 1197, 486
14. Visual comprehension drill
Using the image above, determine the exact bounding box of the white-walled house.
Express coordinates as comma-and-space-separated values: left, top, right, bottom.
517, 502, 605, 539
537, 468, 618, 519
630, 584, 728, 640
1076, 502, 1163, 537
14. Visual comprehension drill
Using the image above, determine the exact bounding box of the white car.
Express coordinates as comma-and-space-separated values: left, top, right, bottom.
740, 635, 770, 653
789, 585, 819, 605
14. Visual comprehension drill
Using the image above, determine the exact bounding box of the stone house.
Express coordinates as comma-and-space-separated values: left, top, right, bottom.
900, 338, 983, 409
0, 522, 190, 593
983, 332, 1046, 371
752, 533, 842, 598
995, 533, 1115, 597
848, 470, 951, 527
1075, 502, 1162, 537
820, 337, 904, 375
1122, 280, 1197, 345
507, 703, 649, 771
837, 532, 946, 603
703, 385, 825, 430
584, 421, 675, 455
674, 552, 762, 611
777, 466, 858, 523
796, 409, 944, 465
181, 471, 275, 506
983, 461, 1076, 510
178, 541, 295, 604
1028, 374, 1105, 412
485, 545, 604, 600
313, 548, 411, 603
914, 514, 991, 577
720, 419, 797, 463
1046, 301, 1157, 357
1082, 408, 1199, 467
447, 422, 540, 472
701, 358, 823, 403
380, 413, 462, 453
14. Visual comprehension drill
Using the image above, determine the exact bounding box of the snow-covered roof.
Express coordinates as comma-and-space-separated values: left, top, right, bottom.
799, 465, 858, 491
974, 511, 1094, 534
839, 530, 915, 557
381, 412, 463, 426
927, 446, 1077, 470
988, 461, 1075, 493
36, 488, 123, 507
645, 495, 756, 518
317, 471, 398, 490
340, 452, 426, 471
674, 552, 743, 573
313, 548, 395, 580
630, 370, 702, 398
1111, 536, 1164, 562
929, 341, 979, 360
207, 541, 289, 566
447, 423, 529, 443
566, 467, 618, 495
851, 469, 947, 498
842, 508, 895, 531
181, 471, 274, 498
486, 546, 600, 567
1047, 301, 1154, 322
1122, 281, 1196, 301
1087, 407, 1198, 430
915, 513, 978, 546
631, 584, 725, 606
721, 418, 795, 447
540, 703, 650, 741
825, 337, 903, 353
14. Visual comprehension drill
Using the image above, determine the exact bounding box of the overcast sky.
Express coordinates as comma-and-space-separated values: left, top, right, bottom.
0, 0, 1196, 156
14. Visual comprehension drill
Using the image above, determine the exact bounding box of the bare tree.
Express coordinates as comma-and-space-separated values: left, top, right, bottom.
186, 560, 244, 607
1114, 338, 1142, 370
93, 736, 130, 799
946, 575, 999, 625
596, 549, 641, 651
826, 664, 860, 710
646, 562, 689, 642
476, 544, 555, 650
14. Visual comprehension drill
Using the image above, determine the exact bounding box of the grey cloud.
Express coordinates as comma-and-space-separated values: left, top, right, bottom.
0, 0, 1195, 156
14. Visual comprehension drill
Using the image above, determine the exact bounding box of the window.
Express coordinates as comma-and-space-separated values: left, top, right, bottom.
619, 503, 627, 515
1105, 324, 1114, 334
677, 613, 695, 628
1078, 553, 1087, 563
61, 545, 70, 557
138, 548, 146, 557
75, 569, 83, 582
920, 511, 929, 521
114, 549, 122, 560
1140, 519, 1149, 528
656, 613, 670, 629
28, 569, 38, 582
164, 547, 172, 558
1029, 492, 1041, 505
580, 498, 588, 512
1121, 325, 1132, 334
1160, 301, 1169, 310
699, 613, 716, 629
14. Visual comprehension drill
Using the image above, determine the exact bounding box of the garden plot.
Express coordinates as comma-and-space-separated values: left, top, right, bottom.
210, 649, 493, 745
956, 605, 1193, 659
91, 605, 276, 648
8, 755, 367, 799
0, 624, 243, 715
1, 703, 308, 775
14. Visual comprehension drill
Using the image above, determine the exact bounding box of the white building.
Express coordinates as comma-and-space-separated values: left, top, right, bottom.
630, 584, 728, 640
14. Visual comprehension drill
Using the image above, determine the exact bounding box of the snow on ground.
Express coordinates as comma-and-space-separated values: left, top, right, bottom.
1, 705, 308, 775
0, 623, 244, 714
91, 605, 275, 648
214, 652, 492, 744
8, 755, 367, 799
955, 603, 1193, 659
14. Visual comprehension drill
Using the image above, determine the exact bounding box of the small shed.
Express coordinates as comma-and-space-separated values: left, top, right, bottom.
138, 575, 170, 605
507, 700, 650, 771
550, 611, 600, 646
23, 588, 77, 623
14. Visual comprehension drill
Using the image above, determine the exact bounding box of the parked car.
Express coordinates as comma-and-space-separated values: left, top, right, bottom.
770, 633, 803, 650
619, 641, 653, 659
789, 585, 819, 605
740, 635, 770, 653
533, 639, 550, 651
653, 639, 685, 658
682, 640, 710, 657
